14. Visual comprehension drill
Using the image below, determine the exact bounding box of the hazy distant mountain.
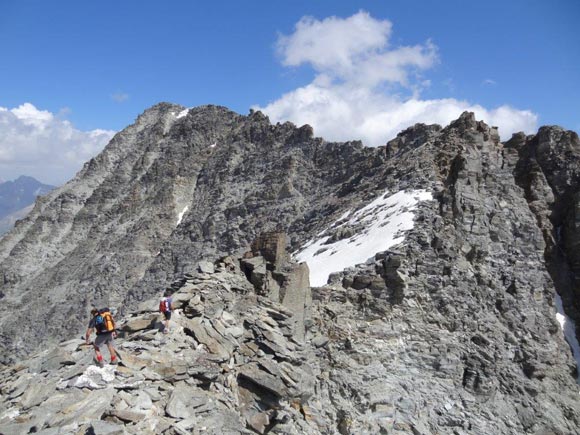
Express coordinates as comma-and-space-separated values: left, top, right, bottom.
0, 176, 55, 233
0, 204, 34, 235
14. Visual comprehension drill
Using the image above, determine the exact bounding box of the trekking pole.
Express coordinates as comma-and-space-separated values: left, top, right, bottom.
79, 336, 94, 346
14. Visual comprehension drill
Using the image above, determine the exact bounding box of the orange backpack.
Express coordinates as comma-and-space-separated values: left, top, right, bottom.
95, 309, 115, 334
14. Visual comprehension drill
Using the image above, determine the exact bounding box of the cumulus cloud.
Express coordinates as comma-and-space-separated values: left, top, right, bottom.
0, 103, 115, 185
258, 11, 537, 145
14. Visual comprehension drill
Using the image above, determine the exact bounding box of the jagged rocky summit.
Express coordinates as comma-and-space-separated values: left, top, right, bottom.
0, 104, 579, 433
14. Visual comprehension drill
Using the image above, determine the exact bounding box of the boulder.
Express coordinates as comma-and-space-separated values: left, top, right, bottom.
311, 335, 329, 348
279, 262, 312, 342
247, 411, 271, 434
251, 232, 288, 269
40, 349, 76, 372
47, 387, 114, 428
107, 408, 147, 423
121, 315, 157, 332
90, 420, 125, 435
165, 385, 208, 419
184, 318, 233, 361
198, 260, 215, 274
19, 380, 55, 409
238, 364, 288, 398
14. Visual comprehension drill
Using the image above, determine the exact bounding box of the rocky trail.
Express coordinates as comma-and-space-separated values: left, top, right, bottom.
1, 230, 580, 434
0, 249, 315, 435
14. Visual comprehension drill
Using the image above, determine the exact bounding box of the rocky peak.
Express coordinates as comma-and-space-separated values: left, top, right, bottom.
448, 110, 478, 130
536, 125, 580, 149
385, 122, 441, 158
0, 176, 55, 237
1, 105, 580, 433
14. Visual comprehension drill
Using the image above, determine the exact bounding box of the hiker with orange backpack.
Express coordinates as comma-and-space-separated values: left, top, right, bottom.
85, 307, 117, 367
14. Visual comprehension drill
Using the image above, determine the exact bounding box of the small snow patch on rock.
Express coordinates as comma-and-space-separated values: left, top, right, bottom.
70, 365, 116, 389
555, 293, 580, 384
177, 206, 189, 226
176, 109, 189, 119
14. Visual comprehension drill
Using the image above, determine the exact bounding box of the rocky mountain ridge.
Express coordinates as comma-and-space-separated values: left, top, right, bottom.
0, 236, 579, 434
0, 104, 580, 432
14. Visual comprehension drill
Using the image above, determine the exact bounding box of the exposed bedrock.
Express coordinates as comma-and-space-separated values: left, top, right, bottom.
505, 127, 580, 336
0, 105, 579, 433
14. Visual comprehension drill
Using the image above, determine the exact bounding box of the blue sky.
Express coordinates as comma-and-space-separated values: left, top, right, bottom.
0, 0, 578, 184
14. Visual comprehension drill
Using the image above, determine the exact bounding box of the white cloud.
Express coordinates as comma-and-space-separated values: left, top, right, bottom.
278, 12, 393, 73
0, 103, 115, 185
111, 93, 129, 103
277, 11, 437, 89
258, 11, 537, 145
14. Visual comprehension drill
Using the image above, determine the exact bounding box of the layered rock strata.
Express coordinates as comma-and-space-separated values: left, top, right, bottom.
0, 253, 316, 434
0, 244, 579, 434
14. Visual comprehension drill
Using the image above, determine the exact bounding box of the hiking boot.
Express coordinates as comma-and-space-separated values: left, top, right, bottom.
110, 358, 118, 365
98, 359, 105, 368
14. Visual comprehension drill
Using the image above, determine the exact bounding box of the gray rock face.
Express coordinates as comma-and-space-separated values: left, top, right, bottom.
0, 106, 580, 433
505, 127, 580, 332
0, 104, 382, 360
0, 242, 579, 434
0, 256, 318, 434
242, 232, 312, 342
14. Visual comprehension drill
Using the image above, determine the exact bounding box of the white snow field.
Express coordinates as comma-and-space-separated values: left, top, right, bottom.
295, 189, 432, 286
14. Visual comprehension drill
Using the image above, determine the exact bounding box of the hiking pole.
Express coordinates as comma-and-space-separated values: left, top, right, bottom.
79, 336, 94, 346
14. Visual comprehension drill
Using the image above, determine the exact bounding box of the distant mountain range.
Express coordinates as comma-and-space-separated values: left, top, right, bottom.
0, 176, 55, 234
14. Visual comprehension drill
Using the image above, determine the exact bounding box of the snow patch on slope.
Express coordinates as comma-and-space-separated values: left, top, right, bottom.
177, 206, 189, 226
176, 109, 190, 119
555, 293, 580, 384
295, 189, 432, 286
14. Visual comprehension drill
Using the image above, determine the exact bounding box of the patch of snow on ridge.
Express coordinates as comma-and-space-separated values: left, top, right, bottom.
177, 206, 189, 226
66, 365, 116, 389
295, 189, 432, 286
555, 293, 580, 384
176, 108, 189, 119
